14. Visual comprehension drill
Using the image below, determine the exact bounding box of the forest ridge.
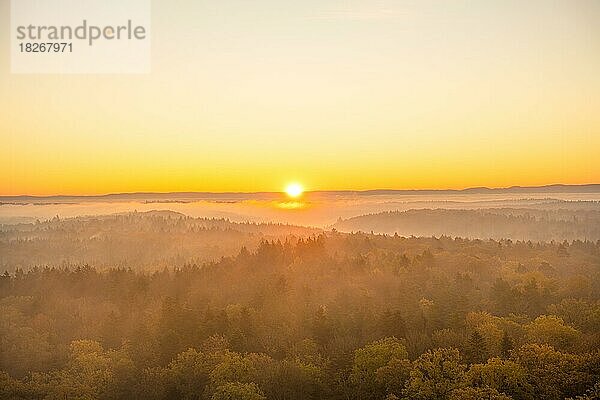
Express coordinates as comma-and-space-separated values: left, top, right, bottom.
0, 212, 599, 399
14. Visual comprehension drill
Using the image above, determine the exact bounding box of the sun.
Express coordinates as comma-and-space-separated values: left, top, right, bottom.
285, 183, 304, 198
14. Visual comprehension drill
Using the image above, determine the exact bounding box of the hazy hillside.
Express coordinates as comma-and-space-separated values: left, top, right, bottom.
0, 211, 320, 273
333, 208, 600, 241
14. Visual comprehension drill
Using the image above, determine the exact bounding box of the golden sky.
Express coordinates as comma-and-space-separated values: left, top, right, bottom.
1, 0, 599, 195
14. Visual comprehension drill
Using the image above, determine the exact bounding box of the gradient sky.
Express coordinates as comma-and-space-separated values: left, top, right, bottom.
1, 0, 599, 195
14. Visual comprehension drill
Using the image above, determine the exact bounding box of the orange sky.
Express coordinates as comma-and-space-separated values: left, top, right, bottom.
1, 0, 599, 195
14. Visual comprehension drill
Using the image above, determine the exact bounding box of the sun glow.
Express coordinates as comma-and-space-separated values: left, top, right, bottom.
285, 183, 304, 198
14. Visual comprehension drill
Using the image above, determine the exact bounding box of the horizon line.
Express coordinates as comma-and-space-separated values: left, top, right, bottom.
2, 183, 600, 199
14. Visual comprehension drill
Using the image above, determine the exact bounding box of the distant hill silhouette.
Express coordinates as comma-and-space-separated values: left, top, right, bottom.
1, 184, 599, 203
333, 208, 600, 241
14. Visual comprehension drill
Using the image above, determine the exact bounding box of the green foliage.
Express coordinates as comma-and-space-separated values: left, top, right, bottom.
209, 352, 273, 390
211, 382, 266, 400
350, 337, 409, 399
374, 358, 412, 398
525, 315, 581, 351
466, 357, 533, 400
167, 348, 212, 399
404, 348, 467, 399
566, 381, 600, 400
263, 359, 326, 400
511, 344, 598, 400
17, 340, 136, 400
500, 332, 514, 358
547, 298, 600, 333
466, 330, 487, 364
448, 386, 512, 400
0, 371, 30, 400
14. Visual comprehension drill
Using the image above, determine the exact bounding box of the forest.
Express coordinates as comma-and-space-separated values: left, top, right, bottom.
1, 213, 599, 399
333, 208, 600, 242
0, 211, 319, 273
